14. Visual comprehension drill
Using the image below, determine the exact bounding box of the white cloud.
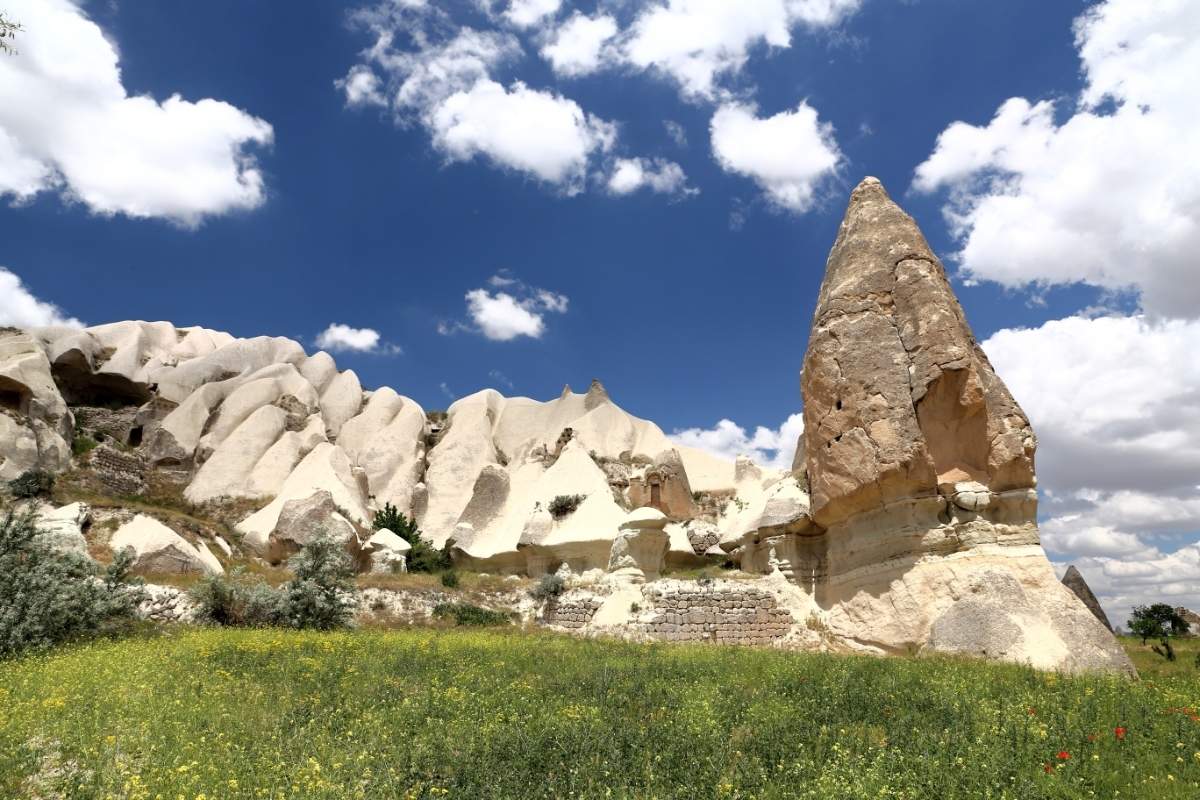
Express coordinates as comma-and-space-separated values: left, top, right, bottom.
337, 65, 387, 108
911, 0, 1200, 319
622, 0, 861, 99
0, 0, 273, 226
0, 267, 82, 329
505, 0, 562, 29
340, 13, 617, 192
606, 157, 695, 197
982, 312, 1200, 628
664, 120, 688, 147
541, 12, 618, 77
465, 291, 545, 340
431, 79, 615, 189
671, 412, 804, 470
710, 101, 842, 212
442, 273, 569, 341
314, 323, 400, 355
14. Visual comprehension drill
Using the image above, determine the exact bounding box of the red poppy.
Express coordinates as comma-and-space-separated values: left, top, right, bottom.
1057, 751, 1071, 761
1114, 727, 1127, 740
1028, 707, 1037, 716
1043, 763, 1054, 774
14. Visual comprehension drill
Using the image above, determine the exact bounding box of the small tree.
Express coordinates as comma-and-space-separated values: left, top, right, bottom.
372, 502, 449, 573
1129, 604, 1190, 660
279, 534, 356, 630
0, 508, 144, 657
0, 13, 21, 56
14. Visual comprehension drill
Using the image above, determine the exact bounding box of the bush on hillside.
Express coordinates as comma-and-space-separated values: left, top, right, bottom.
0, 508, 144, 657
278, 534, 357, 631
440, 570, 460, 589
190, 569, 284, 627
191, 534, 356, 631
7, 470, 54, 499
432, 602, 512, 627
530, 574, 565, 601
549, 494, 585, 521
372, 502, 450, 573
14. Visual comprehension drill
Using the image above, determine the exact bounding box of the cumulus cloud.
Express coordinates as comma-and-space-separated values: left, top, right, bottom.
504, 0, 562, 29
606, 157, 695, 197
440, 273, 569, 341
0, 0, 273, 226
541, 12, 618, 77
710, 101, 842, 212
671, 412, 804, 470
339, 8, 616, 193
621, 0, 862, 99
981, 313, 1200, 627
0, 267, 82, 329
314, 323, 401, 355
431, 79, 616, 188
912, 0, 1200, 319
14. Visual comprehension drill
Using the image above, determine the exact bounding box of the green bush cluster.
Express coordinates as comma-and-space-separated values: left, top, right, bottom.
6, 470, 54, 499
0, 509, 144, 658
530, 573, 565, 601
432, 602, 512, 627
189, 534, 356, 631
371, 502, 450, 573
548, 494, 585, 520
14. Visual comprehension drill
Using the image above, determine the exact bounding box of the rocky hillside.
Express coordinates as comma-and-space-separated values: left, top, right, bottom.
0, 177, 1135, 674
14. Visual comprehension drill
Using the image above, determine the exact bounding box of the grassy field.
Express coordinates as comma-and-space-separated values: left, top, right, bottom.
2, 629, 1199, 799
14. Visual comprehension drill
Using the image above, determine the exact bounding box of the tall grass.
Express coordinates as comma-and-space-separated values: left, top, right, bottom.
1, 628, 1198, 798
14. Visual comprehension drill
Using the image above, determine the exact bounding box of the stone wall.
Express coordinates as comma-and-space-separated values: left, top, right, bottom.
640, 583, 794, 645
89, 445, 146, 495
544, 597, 603, 629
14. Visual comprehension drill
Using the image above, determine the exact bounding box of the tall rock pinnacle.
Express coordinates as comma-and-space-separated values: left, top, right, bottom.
1062, 565, 1113, 631
802, 177, 1036, 529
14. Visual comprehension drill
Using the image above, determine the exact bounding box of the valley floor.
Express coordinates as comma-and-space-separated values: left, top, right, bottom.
1, 629, 1198, 799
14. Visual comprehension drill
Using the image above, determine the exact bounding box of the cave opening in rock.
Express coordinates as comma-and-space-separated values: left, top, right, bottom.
0, 377, 31, 415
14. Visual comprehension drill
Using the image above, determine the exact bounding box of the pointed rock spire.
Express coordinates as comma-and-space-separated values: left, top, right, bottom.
559, 384, 573, 399
801, 177, 1036, 528
584, 378, 610, 410
1062, 565, 1113, 631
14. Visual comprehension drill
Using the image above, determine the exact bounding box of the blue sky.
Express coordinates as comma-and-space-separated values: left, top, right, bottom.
1, 0, 1198, 626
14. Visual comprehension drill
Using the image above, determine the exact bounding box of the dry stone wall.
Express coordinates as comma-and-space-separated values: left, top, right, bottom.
544, 597, 603, 629
89, 445, 146, 495
639, 583, 793, 645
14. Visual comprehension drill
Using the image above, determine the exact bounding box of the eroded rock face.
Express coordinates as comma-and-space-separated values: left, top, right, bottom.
796, 177, 1131, 675
802, 177, 1035, 529
110, 515, 223, 575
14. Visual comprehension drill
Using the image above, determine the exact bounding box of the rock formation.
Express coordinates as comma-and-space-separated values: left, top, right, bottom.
0, 179, 1137, 673
1062, 565, 1112, 631
788, 177, 1131, 673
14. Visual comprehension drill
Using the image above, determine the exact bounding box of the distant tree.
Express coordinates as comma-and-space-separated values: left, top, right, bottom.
1129, 604, 1190, 660
0, 13, 22, 55
371, 502, 449, 573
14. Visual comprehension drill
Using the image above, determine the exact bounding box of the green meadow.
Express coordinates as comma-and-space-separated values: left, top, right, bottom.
2, 628, 1199, 799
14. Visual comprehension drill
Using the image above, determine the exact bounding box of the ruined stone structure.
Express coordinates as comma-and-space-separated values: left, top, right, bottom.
638, 583, 793, 645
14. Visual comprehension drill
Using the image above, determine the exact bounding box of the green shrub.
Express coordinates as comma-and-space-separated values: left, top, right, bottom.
278, 534, 357, 631
72, 434, 99, 458
440, 570, 460, 589
372, 502, 450, 573
189, 569, 283, 627
0, 508, 144, 657
548, 494, 585, 520
432, 602, 512, 627
530, 574, 565, 601
6, 470, 54, 499
191, 536, 356, 631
